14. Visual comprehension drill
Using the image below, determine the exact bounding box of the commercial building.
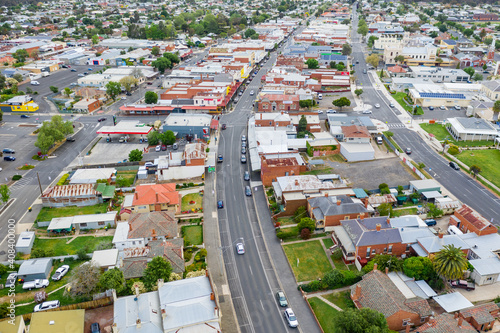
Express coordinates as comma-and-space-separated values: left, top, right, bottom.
446, 117, 498, 141
0, 95, 39, 113
408, 84, 471, 108
162, 113, 217, 141
409, 67, 470, 83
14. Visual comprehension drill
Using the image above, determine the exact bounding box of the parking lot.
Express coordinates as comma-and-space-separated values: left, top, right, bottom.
75, 140, 148, 166
417, 106, 467, 120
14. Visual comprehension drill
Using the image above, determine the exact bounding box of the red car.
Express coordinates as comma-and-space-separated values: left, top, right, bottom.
450, 280, 475, 291
161, 145, 167, 151
222, 124, 227, 130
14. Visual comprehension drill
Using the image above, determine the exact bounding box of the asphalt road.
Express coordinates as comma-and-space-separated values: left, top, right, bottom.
350, 3, 500, 224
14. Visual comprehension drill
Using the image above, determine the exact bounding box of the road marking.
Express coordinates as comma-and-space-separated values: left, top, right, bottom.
249, 266, 253, 276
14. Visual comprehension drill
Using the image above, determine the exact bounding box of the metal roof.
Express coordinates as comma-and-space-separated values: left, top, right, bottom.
433, 292, 474, 313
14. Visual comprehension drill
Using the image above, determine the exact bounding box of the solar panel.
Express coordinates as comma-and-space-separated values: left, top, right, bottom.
419, 92, 466, 99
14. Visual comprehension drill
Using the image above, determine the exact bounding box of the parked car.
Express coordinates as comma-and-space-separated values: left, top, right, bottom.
428, 106, 434, 110
424, 219, 437, 226
3, 148, 15, 154
454, 105, 461, 110
30, 81, 40, 85
161, 145, 167, 151
389, 103, 395, 108
241, 141, 247, 148
245, 186, 252, 196
34, 300, 60, 312
363, 69, 367, 74
97, 117, 107, 122
155, 145, 161, 152
23, 279, 49, 290
450, 280, 475, 291
241, 135, 246, 142
66, 137, 75, 142
241, 147, 247, 154
362, 110, 372, 114
222, 124, 227, 130
440, 105, 446, 110
126, 92, 132, 96
121, 96, 127, 100
217, 200, 224, 209
326, 109, 337, 114
405, 148, 412, 155
20, 114, 30, 118
90, 322, 101, 333
77, 73, 85, 77
241, 155, 247, 163
217, 154, 223, 163
244, 171, 250, 181
284, 308, 298, 328
276, 291, 288, 307
70, 69, 77, 72
52, 265, 70, 281
449, 161, 460, 170
3, 156, 15, 161
317, 110, 323, 114
236, 243, 245, 255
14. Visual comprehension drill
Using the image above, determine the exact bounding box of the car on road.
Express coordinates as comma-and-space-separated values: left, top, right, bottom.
284, 308, 298, 328
217, 200, 224, 209
90, 323, 101, 333
20, 114, 30, 118
356, 61, 359, 64
449, 161, 460, 170
78, 73, 85, 77
241, 155, 247, 163
389, 103, 395, 108
363, 69, 367, 74
52, 265, 70, 281
238, 91, 243, 96
374, 104, 380, 108
362, 110, 372, 114
155, 145, 161, 152
217, 154, 223, 163
241, 135, 246, 142
88, 68, 93, 71
241, 141, 247, 148
126, 92, 132, 96
3, 148, 15, 154
34, 300, 60, 312
70, 69, 77, 72
450, 279, 475, 291
428, 106, 434, 110
317, 110, 323, 114
161, 145, 167, 151
84, 72, 88, 75
31, 81, 40, 85
222, 124, 227, 130
236, 243, 245, 255
276, 291, 288, 307
405, 148, 412, 155
326, 109, 337, 114
244, 171, 250, 181
121, 96, 127, 100
66, 137, 75, 142
440, 105, 446, 110
147, 82, 153, 85
245, 186, 252, 196
454, 105, 460, 110
98, 117, 107, 122
250, 90, 254, 95
241, 147, 246, 154
118, 137, 125, 143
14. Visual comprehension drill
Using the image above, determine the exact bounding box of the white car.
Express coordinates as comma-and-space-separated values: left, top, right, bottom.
121, 96, 127, 100
326, 109, 337, 114
454, 105, 461, 110
317, 110, 323, 114
362, 110, 372, 114
155, 145, 161, 152
52, 265, 70, 281
250, 90, 254, 95
374, 103, 380, 108
77, 73, 85, 77
284, 308, 298, 328
236, 243, 245, 255
440, 105, 446, 110
30, 81, 40, 85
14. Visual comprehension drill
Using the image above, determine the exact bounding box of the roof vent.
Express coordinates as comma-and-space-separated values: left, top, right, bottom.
49, 321, 55, 325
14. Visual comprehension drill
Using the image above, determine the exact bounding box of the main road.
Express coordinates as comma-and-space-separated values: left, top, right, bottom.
351, 2, 500, 224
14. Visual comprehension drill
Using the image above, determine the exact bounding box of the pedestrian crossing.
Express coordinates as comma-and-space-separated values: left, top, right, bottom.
387, 123, 406, 129
10, 176, 33, 191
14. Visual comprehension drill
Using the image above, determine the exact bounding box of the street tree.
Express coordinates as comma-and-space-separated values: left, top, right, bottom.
464, 67, 475, 77
354, 89, 363, 97
35, 115, 74, 154
147, 131, 162, 145
366, 54, 380, 69
332, 97, 351, 110
128, 149, 143, 162
483, 64, 488, 71
142, 256, 172, 290
105, 81, 122, 101
163, 52, 180, 65
0, 184, 10, 203
357, 24, 368, 36
433, 244, 468, 280
131, 68, 144, 79
49, 86, 58, 93
99, 268, 125, 293
145, 91, 158, 104
69, 262, 101, 299
341, 43, 352, 56
470, 165, 481, 178
63, 87, 72, 97
305, 58, 319, 69
119, 76, 138, 93
162, 130, 176, 145
472, 73, 483, 81
152, 57, 171, 73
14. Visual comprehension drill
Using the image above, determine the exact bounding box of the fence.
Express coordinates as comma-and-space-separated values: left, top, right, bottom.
402, 157, 426, 180
382, 134, 400, 156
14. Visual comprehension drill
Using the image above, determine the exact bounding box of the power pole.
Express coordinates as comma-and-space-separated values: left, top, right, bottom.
36, 172, 43, 196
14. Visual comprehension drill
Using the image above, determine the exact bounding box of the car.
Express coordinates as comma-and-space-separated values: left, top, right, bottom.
362, 109, 372, 114
450, 279, 475, 291
241, 141, 247, 148
84, 72, 88, 75
326, 109, 337, 114
241, 147, 246, 154
147, 82, 153, 85
161, 145, 167, 151
449, 161, 460, 170
241, 135, 246, 142
126, 92, 132, 96
70, 69, 77, 72
424, 219, 437, 226
276, 291, 288, 307
238, 91, 243, 96
30, 81, 40, 85
34, 300, 60, 312
121, 96, 127, 100
483, 70, 489, 74
454, 105, 460, 110
428, 106, 434, 110
250, 90, 254, 95
90, 323, 101, 333
244, 171, 250, 181
440, 105, 446, 110
155, 145, 161, 152
88, 68, 93, 71
317, 110, 323, 114
144, 162, 154, 167
374, 103, 380, 108
363, 69, 367, 74
405, 148, 412, 155
61, 65, 68, 68
236, 243, 245, 254
241, 155, 247, 163
119, 137, 125, 143
5, 272, 17, 288
20, 114, 30, 118
66, 137, 75, 142
234, 97, 239, 103
217, 154, 223, 163
2, 148, 15, 154
217, 200, 224, 209
284, 308, 298, 328
222, 124, 227, 130
356, 61, 359, 64
389, 103, 395, 108
52, 265, 70, 281
245, 186, 252, 196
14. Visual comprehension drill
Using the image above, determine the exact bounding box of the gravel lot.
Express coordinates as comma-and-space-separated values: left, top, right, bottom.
324, 157, 417, 190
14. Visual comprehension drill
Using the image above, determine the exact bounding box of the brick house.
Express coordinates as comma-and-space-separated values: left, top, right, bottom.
451, 204, 498, 236
473, 13, 499, 21
307, 194, 369, 230
260, 155, 307, 186
258, 94, 300, 112
351, 267, 432, 331
275, 55, 305, 71
332, 216, 404, 264
182, 141, 207, 166
341, 125, 371, 143
459, 303, 499, 332
122, 184, 181, 219
254, 112, 292, 128
416, 232, 470, 258
42, 184, 102, 208
415, 313, 476, 333
72, 98, 101, 113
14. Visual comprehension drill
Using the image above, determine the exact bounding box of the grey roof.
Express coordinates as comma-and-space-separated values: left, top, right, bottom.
433, 292, 474, 313
114, 291, 163, 333
459, 232, 500, 259
456, 117, 496, 131
390, 216, 423, 228
327, 115, 376, 128
411, 243, 428, 257
399, 228, 435, 244
18, 258, 52, 275
341, 217, 402, 247
482, 80, 500, 92
417, 235, 470, 254
469, 258, 500, 275
308, 196, 368, 218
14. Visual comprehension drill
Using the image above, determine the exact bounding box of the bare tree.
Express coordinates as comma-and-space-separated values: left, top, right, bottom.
68, 262, 101, 299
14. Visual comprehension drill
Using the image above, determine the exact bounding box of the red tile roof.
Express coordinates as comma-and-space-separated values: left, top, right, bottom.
388, 65, 407, 73
417, 313, 476, 333
460, 302, 499, 325
342, 125, 371, 138
132, 183, 179, 206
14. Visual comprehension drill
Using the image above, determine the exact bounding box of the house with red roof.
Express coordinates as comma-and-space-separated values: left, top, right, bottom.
122, 184, 181, 218
387, 65, 408, 78
450, 204, 498, 236
258, 94, 300, 112
459, 303, 499, 332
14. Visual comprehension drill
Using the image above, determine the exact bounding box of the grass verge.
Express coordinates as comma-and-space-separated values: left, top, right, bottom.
283, 240, 332, 282
181, 225, 203, 245
308, 297, 338, 333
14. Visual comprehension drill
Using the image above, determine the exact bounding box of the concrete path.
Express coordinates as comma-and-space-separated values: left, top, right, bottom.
303, 286, 352, 298
318, 238, 336, 270
282, 236, 331, 245
316, 295, 343, 311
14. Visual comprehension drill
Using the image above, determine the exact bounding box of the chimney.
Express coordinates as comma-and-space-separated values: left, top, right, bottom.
438, 232, 444, 239
295, 179, 299, 186
454, 312, 459, 319
325, 192, 329, 197
360, 212, 365, 220
458, 317, 463, 327
376, 224, 381, 232
157, 278, 164, 289
337, 200, 341, 206
364, 198, 369, 208
352, 284, 361, 300
385, 267, 389, 274
135, 192, 139, 200
112, 323, 118, 333
129, 223, 132, 232
373, 263, 378, 271
156, 193, 159, 202
405, 323, 411, 333
210, 292, 215, 301
161, 309, 166, 320
386, 217, 390, 225
151, 229, 157, 240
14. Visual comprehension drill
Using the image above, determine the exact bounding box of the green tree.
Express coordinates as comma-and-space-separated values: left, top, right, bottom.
297, 217, 315, 232
329, 61, 337, 69
147, 131, 162, 145
354, 89, 363, 97
469, 164, 481, 178
332, 97, 351, 110
162, 130, 176, 145
91, 34, 99, 45
357, 24, 368, 36
119, 76, 138, 93
438, 24, 447, 33
69, 262, 101, 298
99, 268, 125, 293
244, 28, 256, 38
403, 257, 435, 281
464, 67, 475, 77
12, 73, 23, 82
35, 115, 74, 154
13, 49, 28, 63
128, 149, 143, 162
472, 73, 483, 81
426, 203, 443, 218
145, 91, 158, 104
479, 28, 487, 40
333, 308, 389, 333
341, 43, 352, 56
463, 29, 473, 38
105, 81, 122, 100
394, 55, 405, 64
367, 36, 378, 48
483, 64, 488, 71
493, 100, 500, 116
323, 269, 345, 288
142, 256, 172, 290
0, 303, 9, 319
152, 57, 171, 73
297, 115, 307, 133
293, 206, 307, 223
433, 244, 468, 280
0, 184, 10, 203
63, 87, 72, 97
366, 54, 380, 69
336, 62, 345, 71
163, 52, 180, 65
305, 58, 319, 69
377, 202, 393, 217
49, 86, 59, 93
151, 46, 160, 56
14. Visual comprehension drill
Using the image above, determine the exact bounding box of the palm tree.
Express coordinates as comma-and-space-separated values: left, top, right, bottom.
433, 244, 468, 280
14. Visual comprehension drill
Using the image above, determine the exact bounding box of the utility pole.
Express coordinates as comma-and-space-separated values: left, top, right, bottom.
36, 172, 43, 196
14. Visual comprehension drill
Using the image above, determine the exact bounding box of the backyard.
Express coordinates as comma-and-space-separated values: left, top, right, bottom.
181, 193, 203, 212
283, 240, 332, 282
456, 149, 500, 188
182, 225, 203, 246
115, 170, 137, 187
31, 236, 113, 257
36, 203, 110, 222
308, 297, 339, 333
420, 123, 493, 147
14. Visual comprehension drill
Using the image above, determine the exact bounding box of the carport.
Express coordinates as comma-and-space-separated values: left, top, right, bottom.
421, 190, 443, 202
96, 120, 152, 141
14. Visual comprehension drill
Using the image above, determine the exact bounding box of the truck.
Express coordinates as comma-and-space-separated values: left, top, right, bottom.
450, 280, 475, 291
22, 279, 50, 290
41, 72, 50, 77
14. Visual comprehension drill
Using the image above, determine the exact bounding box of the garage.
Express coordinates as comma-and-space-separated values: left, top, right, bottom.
340, 142, 375, 162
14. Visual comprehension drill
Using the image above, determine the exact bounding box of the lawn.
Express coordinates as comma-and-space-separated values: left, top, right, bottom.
323, 291, 355, 310
276, 217, 295, 226
182, 225, 203, 245
392, 207, 418, 217
116, 170, 137, 187
420, 123, 493, 147
322, 238, 334, 249
393, 92, 423, 115
308, 297, 339, 333
31, 236, 113, 257
456, 149, 500, 188
283, 240, 332, 282
302, 167, 333, 175
36, 203, 109, 222
181, 193, 203, 212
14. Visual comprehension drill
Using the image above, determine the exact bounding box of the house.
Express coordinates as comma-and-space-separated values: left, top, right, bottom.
127, 212, 178, 242
415, 313, 476, 333
341, 125, 371, 143
339, 142, 375, 162
258, 94, 300, 112
47, 212, 117, 232
459, 303, 499, 331
71, 98, 101, 113
460, 232, 500, 286
182, 141, 207, 166
15, 231, 35, 254
41, 184, 102, 208
387, 65, 408, 78
30, 310, 85, 333
415, 233, 470, 257
451, 204, 497, 236
69, 168, 116, 184
307, 194, 369, 230
0, 315, 26, 333
260, 154, 307, 187
473, 13, 499, 21
351, 268, 432, 331
113, 290, 163, 333
122, 183, 181, 218
446, 117, 498, 142
18, 258, 53, 282
332, 216, 404, 264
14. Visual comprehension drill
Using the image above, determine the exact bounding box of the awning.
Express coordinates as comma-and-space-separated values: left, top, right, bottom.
210, 119, 219, 130
422, 190, 443, 200
411, 243, 427, 257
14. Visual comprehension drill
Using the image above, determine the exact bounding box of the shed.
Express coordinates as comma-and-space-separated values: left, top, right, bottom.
18, 258, 53, 282
91, 249, 119, 269
16, 231, 35, 254
409, 179, 441, 194
421, 190, 443, 201
352, 188, 368, 199
95, 183, 116, 199
339, 142, 375, 162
